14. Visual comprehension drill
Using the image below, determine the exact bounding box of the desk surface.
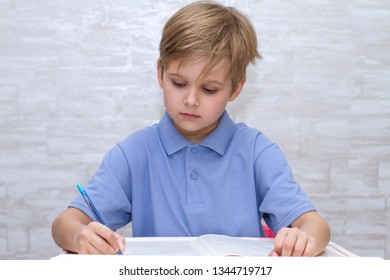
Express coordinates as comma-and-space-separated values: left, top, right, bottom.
320, 242, 357, 257
52, 235, 357, 258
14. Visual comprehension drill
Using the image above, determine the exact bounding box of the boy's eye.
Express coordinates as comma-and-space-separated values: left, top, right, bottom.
172, 81, 186, 88
203, 87, 217, 94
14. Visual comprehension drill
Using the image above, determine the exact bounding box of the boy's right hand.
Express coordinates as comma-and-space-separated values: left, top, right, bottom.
76, 221, 125, 254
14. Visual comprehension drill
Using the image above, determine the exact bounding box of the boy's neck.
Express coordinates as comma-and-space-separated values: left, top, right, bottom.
173, 119, 219, 144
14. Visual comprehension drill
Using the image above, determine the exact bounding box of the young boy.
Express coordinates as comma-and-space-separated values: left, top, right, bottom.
52, 1, 330, 256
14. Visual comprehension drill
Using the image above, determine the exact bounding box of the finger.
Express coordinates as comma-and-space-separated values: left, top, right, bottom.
102, 230, 122, 254
78, 230, 107, 254
85, 240, 105, 254
273, 228, 286, 256
291, 232, 308, 256
89, 222, 121, 254
115, 233, 126, 253
279, 228, 300, 256
302, 237, 316, 257
77, 225, 98, 254
268, 249, 279, 257
90, 230, 119, 254
273, 227, 289, 256
280, 238, 295, 256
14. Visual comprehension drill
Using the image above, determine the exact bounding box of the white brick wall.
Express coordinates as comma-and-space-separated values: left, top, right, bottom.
0, 0, 389, 259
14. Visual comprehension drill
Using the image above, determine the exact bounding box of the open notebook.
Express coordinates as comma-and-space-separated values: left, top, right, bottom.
51, 234, 356, 258
124, 234, 274, 256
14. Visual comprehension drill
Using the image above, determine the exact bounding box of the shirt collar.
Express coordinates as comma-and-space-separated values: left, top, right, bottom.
158, 111, 236, 156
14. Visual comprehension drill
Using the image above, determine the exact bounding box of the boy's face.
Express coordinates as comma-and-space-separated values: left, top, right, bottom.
158, 57, 245, 143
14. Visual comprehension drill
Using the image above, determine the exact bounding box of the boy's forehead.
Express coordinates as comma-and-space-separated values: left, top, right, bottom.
167, 57, 231, 78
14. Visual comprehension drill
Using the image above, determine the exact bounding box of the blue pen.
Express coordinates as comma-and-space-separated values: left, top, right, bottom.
77, 184, 123, 255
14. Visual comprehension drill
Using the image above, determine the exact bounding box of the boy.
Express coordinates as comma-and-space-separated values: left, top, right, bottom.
52, 1, 330, 256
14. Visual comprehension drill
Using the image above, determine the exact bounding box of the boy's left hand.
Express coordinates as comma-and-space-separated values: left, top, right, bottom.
269, 227, 316, 257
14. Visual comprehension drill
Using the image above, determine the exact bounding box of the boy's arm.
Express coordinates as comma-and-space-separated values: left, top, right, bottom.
52, 207, 125, 254
270, 211, 330, 256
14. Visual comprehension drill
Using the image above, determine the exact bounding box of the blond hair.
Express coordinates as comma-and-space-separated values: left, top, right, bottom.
159, 1, 260, 88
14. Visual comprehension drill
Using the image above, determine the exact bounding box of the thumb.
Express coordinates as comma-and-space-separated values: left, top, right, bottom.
268, 249, 279, 257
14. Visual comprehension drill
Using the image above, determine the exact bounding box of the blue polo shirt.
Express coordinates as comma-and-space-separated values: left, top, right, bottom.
70, 111, 315, 237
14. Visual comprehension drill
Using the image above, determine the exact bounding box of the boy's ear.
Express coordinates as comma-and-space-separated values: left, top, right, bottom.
228, 77, 246, 102
157, 59, 163, 88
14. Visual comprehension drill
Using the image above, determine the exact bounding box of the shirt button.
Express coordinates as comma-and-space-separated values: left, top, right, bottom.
191, 171, 199, 180
191, 147, 198, 154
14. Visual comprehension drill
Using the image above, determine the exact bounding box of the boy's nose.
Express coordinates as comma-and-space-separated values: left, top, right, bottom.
184, 89, 200, 107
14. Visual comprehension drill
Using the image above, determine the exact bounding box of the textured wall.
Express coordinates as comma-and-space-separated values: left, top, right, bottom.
0, 0, 389, 259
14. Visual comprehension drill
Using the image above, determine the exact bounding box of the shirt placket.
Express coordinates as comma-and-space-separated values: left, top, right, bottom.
186, 145, 203, 209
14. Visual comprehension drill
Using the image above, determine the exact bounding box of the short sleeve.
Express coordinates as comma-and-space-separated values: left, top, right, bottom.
69, 144, 132, 231
254, 138, 316, 233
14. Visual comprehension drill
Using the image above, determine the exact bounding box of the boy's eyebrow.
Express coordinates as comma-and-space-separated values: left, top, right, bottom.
167, 73, 225, 87
167, 73, 183, 78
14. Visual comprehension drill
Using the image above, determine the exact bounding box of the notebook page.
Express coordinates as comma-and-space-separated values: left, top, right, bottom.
199, 234, 274, 256
124, 238, 209, 256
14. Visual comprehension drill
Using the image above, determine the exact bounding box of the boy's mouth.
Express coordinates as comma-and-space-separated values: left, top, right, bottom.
180, 112, 200, 120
